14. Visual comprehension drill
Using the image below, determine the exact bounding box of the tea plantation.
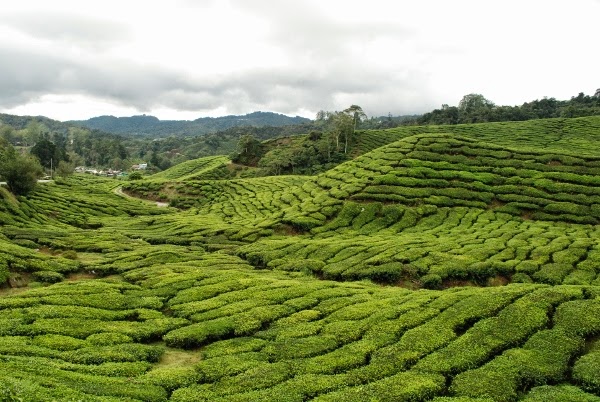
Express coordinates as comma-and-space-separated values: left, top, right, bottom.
1, 115, 600, 401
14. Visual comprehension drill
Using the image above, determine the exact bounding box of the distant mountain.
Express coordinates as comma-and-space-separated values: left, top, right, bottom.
70, 111, 312, 138
0, 113, 73, 134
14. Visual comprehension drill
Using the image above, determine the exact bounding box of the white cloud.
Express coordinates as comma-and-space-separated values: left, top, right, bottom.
0, 0, 598, 121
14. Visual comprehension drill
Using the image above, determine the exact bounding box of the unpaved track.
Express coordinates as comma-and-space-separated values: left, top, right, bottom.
114, 186, 169, 207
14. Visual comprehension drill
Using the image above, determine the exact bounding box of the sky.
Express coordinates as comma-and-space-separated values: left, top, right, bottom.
0, 0, 598, 122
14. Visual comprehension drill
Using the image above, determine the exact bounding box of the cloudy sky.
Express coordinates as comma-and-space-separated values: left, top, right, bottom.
0, 0, 598, 121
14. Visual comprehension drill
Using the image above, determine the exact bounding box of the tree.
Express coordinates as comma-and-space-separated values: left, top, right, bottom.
333, 112, 354, 154
315, 110, 328, 122
343, 105, 367, 131
30, 138, 58, 169
55, 160, 75, 179
0, 143, 42, 195
458, 94, 494, 113
457, 94, 495, 122
232, 135, 265, 166
24, 120, 47, 146
0, 125, 15, 144
128, 171, 142, 180
315, 106, 367, 154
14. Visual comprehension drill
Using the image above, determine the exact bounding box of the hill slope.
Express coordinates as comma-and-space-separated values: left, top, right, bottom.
361, 115, 600, 156
1, 116, 600, 400
121, 128, 600, 288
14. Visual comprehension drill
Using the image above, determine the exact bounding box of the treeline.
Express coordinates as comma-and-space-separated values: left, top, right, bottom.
2, 89, 600, 179
415, 90, 600, 125
71, 111, 311, 137
231, 106, 366, 175
129, 122, 316, 171
0, 113, 315, 175
0, 119, 132, 169
0, 122, 131, 195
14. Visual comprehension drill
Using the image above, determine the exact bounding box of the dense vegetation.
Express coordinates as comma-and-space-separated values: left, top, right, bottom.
70, 112, 311, 137
1, 115, 600, 400
4, 90, 599, 176
415, 91, 600, 126
0, 138, 43, 195
0, 113, 312, 173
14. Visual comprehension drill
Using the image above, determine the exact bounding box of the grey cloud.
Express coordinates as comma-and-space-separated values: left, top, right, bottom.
0, 12, 131, 50
0, 0, 434, 120
0, 41, 435, 118
228, 0, 413, 56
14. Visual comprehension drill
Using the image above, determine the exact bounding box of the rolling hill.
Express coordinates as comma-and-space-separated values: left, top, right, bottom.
1, 115, 600, 401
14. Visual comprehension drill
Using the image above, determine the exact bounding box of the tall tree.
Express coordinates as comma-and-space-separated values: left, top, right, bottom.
458, 94, 494, 113
342, 105, 366, 154
334, 112, 354, 154
24, 120, 47, 146
343, 105, 367, 131
0, 142, 42, 195
0, 125, 15, 144
30, 138, 60, 169
232, 135, 266, 166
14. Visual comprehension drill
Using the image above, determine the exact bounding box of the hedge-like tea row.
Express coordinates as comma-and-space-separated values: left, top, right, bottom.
1, 116, 600, 400
238, 204, 600, 286
150, 155, 231, 181
362, 115, 600, 156
1, 220, 600, 400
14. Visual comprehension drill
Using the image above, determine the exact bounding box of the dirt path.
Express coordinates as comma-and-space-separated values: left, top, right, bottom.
114, 186, 169, 208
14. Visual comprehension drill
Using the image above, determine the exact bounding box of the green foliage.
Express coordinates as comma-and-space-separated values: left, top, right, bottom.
3, 115, 600, 401
30, 138, 69, 169
0, 143, 42, 195
418, 91, 600, 125
128, 171, 143, 180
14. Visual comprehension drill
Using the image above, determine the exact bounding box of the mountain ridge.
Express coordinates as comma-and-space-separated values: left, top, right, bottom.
70, 111, 311, 138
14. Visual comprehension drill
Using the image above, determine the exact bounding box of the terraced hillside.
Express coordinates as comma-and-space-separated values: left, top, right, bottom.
1, 116, 600, 401
149, 156, 232, 181
360, 115, 600, 156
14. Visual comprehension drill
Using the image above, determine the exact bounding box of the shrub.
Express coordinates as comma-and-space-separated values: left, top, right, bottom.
312, 371, 445, 402
143, 366, 200, 392
511, 273, 533, 283
32, 271, 64, 283
195, 353, 267, 383
263, 335, 339, 361
32, 334, 89, 351
128, 172, 143, 180
521, 385, 600, 402
86, 332, 133, 346
274, 259, 326, 274
421, 274, 442, 289
532, 263, 572, 285
573, 349, 600, 393
0, 260, 9, 285
61, 250, 78, 260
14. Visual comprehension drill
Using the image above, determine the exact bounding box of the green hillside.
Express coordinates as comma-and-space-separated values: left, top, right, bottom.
360, 115, 600, 156
149, 156, 232, 181
1, 116, 600, 400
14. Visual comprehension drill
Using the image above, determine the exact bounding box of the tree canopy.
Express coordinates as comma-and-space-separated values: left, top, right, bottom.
0, 140, 42, 195
417, 91, 600, 126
